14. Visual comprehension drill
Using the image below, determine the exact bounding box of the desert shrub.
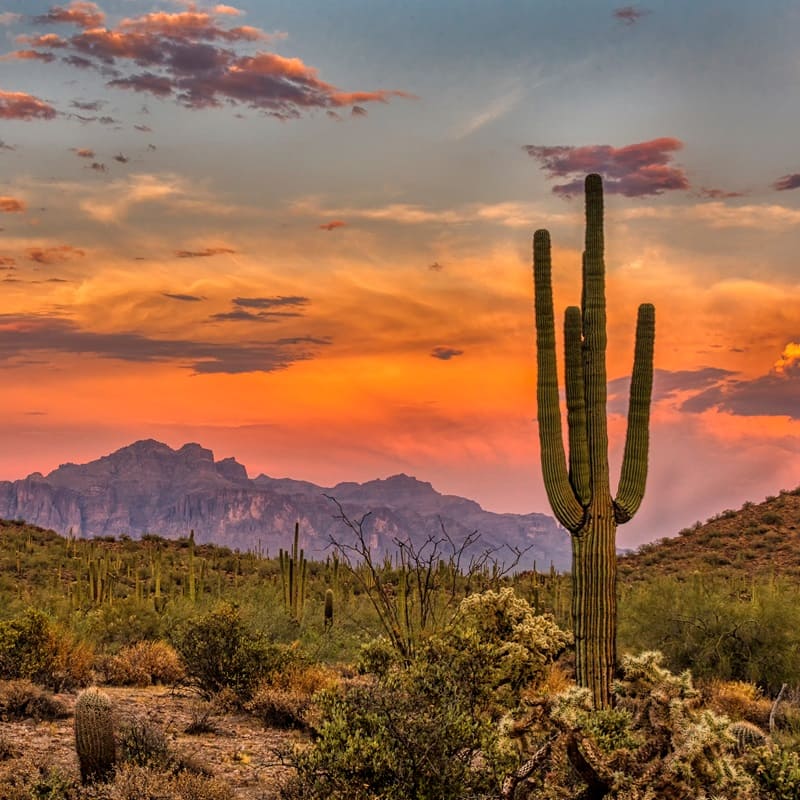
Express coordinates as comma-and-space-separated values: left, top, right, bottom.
749, 745, 800, 800
117, 717, 172, 769
704, 680, 771, 726
103, 640, 185, 687
247, 662, 339, 730
285, 588, 569, 800
77, 598, 165, 649
98, 764, 233, 800
618, 576, 800, 692
0, 759, 76, 800
172, 602, 287, 701
0, 679, 69, 720
0, 608, 94, 691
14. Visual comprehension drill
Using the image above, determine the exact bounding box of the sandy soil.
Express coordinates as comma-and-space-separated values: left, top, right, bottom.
0, 685, 302, 798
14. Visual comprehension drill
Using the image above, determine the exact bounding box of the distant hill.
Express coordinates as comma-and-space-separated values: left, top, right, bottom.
0, 439, 570, 571
618, 487, 800, 581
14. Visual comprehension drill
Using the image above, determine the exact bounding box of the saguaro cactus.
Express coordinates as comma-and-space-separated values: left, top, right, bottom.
533, 173, 655, 708
74, 687, 116, 783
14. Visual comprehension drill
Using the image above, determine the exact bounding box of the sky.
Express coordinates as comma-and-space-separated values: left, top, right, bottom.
0, 0, 799, 548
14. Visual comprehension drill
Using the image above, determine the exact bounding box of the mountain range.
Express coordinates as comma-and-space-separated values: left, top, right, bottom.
0, 439, 570, 571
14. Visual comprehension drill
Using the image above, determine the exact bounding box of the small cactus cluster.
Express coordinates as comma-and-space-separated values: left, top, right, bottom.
74, 686, 116, 783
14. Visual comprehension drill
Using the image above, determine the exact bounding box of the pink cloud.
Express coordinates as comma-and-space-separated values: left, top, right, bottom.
319, 220, 347, 231
16, 6, 411, 118
0, 197, 25, 213
523, 137, 689, 197
34, 2, 105, 30
72, 147, 94, 157
696, 187, 745, 199
0, 90, 57, 120
5, 49, 57, 62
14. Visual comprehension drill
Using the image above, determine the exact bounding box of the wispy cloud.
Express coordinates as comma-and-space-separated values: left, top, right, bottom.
523, 137, 689, 197
26, 245, 85, 264
175, 247, 236, 258
163, 292, 205, 302
0, 313, 330, 375
450, 85, 521, 140
613, 6, 650, 26
773, 173, 800, 191
319, 220, 347, 231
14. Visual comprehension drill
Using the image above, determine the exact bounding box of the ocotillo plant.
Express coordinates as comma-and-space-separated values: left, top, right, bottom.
533, 173, 655, 708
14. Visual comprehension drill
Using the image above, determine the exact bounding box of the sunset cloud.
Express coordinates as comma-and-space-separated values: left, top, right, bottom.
175, 247, 236, 258
0, 313, 329, 375
681, 345, 800, 419
34, 2, 105, 29
163, 292, 205, 302
0, 90, 57, 120
233, 296, 309, 309
0, 257, 16, 268
6, 50, 57, 62
319, 220, 347, 231
773, 173, 800, 191
523, 137, 688, 197
696, 187, 745, 199
26, 245, 85, 264
19, 6, 410, 118
0, 197, 26, 213
431, 346, 464, 360
72, 147, 95, 158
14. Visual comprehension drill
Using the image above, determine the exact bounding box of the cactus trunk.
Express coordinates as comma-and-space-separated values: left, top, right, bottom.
532, 174, 655, 708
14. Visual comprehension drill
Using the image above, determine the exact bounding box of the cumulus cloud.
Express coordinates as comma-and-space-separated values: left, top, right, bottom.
26, 245, 85, 263
34, 1, 105, 29
523, 137, 689, 197
0, 197, 26, 213
319, 220, 347, 231
613, 6, 650, 25
0, 89, 57, 120
680, 344, 800, 419
431, 346, 464, 360
20, 5, 410, 118
0, 313, 330, 374
175, 246, 235, 258
773, 173, 800, 191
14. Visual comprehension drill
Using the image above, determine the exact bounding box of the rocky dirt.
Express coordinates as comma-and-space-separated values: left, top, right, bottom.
0, 685, 302, 798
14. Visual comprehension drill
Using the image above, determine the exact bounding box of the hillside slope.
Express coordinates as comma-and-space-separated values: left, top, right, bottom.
618, 487, 800, 581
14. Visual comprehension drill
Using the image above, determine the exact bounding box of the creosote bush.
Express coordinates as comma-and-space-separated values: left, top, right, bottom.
172, 602, 289, 702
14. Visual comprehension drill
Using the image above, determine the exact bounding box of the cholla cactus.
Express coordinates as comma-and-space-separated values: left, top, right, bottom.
74, 686, 116, 783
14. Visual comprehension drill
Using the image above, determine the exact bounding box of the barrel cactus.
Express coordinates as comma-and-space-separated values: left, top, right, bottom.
74, 686, 116, 783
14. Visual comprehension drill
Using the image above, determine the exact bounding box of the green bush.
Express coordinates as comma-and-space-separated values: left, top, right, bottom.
172, 602, 287, 701
285, 588, 569, 800
0, 608, 93, 691
618, 576, 800, 692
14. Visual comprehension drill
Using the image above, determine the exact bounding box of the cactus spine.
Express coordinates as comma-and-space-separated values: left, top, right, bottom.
533, 173, 655, 708
74, 687, 116, 783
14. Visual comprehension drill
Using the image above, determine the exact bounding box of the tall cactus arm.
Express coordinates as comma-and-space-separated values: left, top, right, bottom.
564, 305, 591, 505
582, 174, 611, 498
533, 229, 585, 531
614, 302, 655, 522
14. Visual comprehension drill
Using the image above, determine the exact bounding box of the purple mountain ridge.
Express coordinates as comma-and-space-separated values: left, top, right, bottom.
0, 439, 571, 571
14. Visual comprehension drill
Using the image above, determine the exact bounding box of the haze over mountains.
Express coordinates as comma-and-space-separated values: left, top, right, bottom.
0, 440, 570, 571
